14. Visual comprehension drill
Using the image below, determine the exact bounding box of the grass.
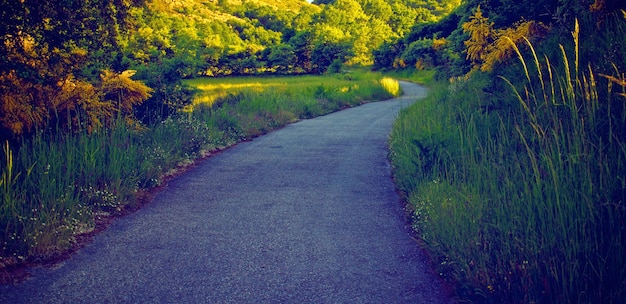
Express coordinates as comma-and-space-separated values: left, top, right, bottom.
0, 70, 401, 272
186, 72, 401, 137
185, 75, 343, 106
185, 72, 401, 107
389, 23, 625, 303
380, 68, 437, 85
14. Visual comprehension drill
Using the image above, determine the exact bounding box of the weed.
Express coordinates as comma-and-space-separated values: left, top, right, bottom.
390, 20, 626, 303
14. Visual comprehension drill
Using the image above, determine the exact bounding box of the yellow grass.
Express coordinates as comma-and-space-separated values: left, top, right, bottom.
184, 74, 363, 107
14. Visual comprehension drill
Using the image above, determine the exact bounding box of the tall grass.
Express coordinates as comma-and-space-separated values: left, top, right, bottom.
390, 22, 625, 303
0, 71, 400, 270
382, 68, 438, 85
189, 72, 400, 137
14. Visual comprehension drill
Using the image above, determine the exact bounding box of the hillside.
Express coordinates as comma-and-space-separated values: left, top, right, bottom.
150, 0, 311, 20
0, 0, 462, 135
116, 0, 461, 121
122, 0, 460, 77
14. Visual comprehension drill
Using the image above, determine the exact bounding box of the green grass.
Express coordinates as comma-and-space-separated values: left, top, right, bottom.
0, 70, 401, 271
185, 75, 344, 106
185, 71, 401, 107
389, 25, 625, 303
380, 68, 437, 85
186, 72, 401, 137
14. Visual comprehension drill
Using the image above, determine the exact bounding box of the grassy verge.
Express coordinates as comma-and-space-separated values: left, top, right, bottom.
185, 71, 400, 107
389, 29, 625, 302
380, 68, 437, 86
0, 70, 400, 275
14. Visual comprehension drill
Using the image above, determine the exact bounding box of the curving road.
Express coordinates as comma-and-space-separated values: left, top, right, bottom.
1, 81, 453, 303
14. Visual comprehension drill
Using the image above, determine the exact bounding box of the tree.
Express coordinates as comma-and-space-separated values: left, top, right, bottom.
317, 0, 370, 35
0, 0, 148, 137
462, 5, 547, 72
361, 0, 393, 21
388, 3, 419, 36
311, 42, 353, 73
288, 31, 315, 73
462, 6, 494, 69
372, 40, 405, 70
1, 0, 144, 75
267, 44, 297, 73
97, 69, 153, 127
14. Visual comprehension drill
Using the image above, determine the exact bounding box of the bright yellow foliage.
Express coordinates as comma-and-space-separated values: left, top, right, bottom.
462, 6, 493, 67
0, 71, 48, 135
415, 58, 425, 70
51, 75, 108, 133
100, 70, 153, 118
0, 33, 153, 136
432, 38, 447, 51
463, 6, 547, 72
482, 21, 547, 72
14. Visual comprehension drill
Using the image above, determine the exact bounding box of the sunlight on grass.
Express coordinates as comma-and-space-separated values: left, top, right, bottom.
191, 82, 281, 106
383, 69, 436, 85
380, 77, 401, 97
184, 74, 370, 108
188, 79, 261, 106
0, 70, 401, 266
194, 82, 269, 91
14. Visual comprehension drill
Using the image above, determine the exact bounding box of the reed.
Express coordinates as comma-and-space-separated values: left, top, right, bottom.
390, 20, 625, 302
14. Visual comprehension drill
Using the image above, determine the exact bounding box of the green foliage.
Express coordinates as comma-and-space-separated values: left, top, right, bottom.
288, 31, 315, 73
130, 59, 196, 125
118, 0, 462, 82
0, 0, 151, 141
373, 3, 466, 77
390, 18, 626, 303
326, 59, 344, 74
0, 71, 400, 268
375, 0, 626, 80
311, 42, 354, 73
266, 44, 297, 73
0, 0, 143, 74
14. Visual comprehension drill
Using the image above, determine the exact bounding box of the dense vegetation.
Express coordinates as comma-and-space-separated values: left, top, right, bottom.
2, 0, 625, 302
387, 0, 626, 302
0, 0, 430, 276
120, 0, 460, 121
0, 0, 460, 135
0, 69, 400, 275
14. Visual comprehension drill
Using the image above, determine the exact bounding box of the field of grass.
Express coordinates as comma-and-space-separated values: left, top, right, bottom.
380, 68, 437, 86
185, 72, 400, 136
185, 72, 400, 107
0, 70, 400, 274
389, 26, 626, 302
186, 75, 343, 106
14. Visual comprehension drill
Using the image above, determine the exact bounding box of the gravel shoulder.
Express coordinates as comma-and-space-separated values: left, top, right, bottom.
1, 81, 454, 303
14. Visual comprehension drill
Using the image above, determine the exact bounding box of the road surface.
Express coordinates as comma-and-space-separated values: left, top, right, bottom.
1, 81, 453, 303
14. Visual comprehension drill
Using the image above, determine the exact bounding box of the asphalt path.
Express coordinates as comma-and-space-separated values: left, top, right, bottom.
1, 81, 453, 303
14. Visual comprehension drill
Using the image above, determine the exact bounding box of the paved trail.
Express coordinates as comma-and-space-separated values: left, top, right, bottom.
1, 82, 453, 303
